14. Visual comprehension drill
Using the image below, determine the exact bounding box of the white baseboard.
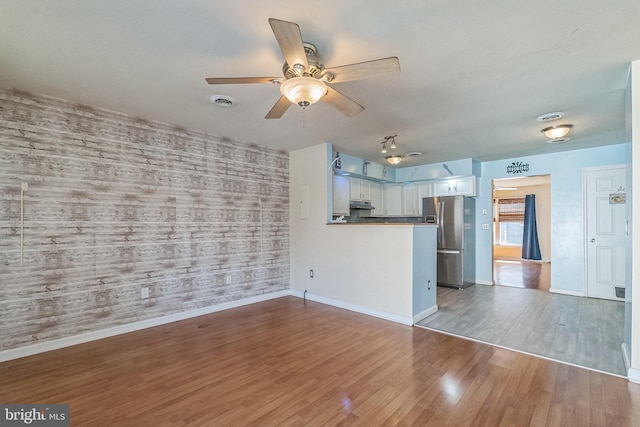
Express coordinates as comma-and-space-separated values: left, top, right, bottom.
0, 290, 289, 363
628, 369, 640, 384
623, 343, 640, 383
289, 290, 414, 326
549, 287, 584, 297
413, 305, 438, 324
475, 280, 494, 286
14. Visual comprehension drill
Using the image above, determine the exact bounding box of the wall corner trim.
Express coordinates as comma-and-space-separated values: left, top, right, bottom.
413, 305, 438, 324
628, 368, 640, 384
0, 290, 289, 363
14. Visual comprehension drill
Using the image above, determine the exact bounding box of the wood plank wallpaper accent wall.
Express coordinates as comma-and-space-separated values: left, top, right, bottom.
0, 89, 290, 351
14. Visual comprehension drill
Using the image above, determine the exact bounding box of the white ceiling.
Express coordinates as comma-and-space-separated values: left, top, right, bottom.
2, 1, 639, 167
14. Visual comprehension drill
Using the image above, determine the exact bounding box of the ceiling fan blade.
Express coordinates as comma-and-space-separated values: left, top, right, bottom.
265, 96, 292, 119
322, 86, 364, 117
205, 77, 280, 85
268, 18, 309, 70
324, 57, 400, 83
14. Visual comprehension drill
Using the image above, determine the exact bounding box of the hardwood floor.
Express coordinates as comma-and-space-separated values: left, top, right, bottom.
417, 285, 626, 376
2, 297, 639, 426
493, 258, 551, 291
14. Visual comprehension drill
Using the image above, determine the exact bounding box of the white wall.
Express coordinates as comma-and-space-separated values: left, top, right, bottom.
477, 146, 627, 294
290, 143, 426, 323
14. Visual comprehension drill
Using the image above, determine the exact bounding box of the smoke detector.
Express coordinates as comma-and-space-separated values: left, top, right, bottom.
210, 95, 237, 108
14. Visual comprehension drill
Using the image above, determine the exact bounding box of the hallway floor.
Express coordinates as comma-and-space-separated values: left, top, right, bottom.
493, 258, 550, 291
417, 284, 626, 376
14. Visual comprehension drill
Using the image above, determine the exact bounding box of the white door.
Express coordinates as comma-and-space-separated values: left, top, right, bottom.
585, 165, 627, 300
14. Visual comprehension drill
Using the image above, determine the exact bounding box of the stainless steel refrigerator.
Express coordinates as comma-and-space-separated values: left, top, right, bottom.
423, 195, 475, 289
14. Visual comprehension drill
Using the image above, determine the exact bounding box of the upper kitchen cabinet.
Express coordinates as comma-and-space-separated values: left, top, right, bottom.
383, 184, 403, 216
333, 175, 350, 215
349, 177, 372, 201
370, 181, 384, 217
432, 176, 477, 197
418, 181, 433, 199
402, 183, 421, 217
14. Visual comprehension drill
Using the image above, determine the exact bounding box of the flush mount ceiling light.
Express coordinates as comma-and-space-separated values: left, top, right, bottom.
280, 76, 327, 107
541, 124, 573, 139
386, 155, 404, 165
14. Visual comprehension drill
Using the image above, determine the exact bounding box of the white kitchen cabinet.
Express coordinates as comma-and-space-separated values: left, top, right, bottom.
418, 181, 433, 199
402, 183, 421, 216
370, 181, 384, 217
332, 175, 350, 215
432, 176, 477, 197
383, 184, 403, 216
349, 177, 372, 201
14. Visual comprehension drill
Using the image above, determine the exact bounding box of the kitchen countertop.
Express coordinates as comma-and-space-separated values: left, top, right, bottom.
327, 222, 436, 226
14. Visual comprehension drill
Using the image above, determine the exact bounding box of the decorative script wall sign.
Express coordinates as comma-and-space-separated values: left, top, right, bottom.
506, 161, 530, 175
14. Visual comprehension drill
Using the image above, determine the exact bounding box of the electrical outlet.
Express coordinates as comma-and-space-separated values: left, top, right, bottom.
141, 287, 149, 299
309, 269, 314, 278
225, 275, 232, 284
482, 223, 490, 230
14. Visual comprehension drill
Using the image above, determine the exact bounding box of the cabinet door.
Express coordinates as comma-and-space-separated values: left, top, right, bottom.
333, 175, 350, 215
349, 177, 362, 201
370, 182, 384, 216
433, 179, 456, 196
455, 176, 476, 196
349, 177, 372, 201
433, 176, 476, 196
418, 182, 433, 199
402, 184, 420, 216
360, 180, 372, 201
383, 184, 403, 216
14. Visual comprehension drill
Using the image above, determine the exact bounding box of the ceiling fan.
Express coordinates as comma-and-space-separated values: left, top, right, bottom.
205, 18, 400, 119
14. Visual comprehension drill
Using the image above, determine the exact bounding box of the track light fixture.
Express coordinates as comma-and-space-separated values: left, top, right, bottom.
379, 134, 402, 164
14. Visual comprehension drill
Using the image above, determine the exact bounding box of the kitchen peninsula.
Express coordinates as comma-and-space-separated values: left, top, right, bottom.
290, 143, 440, 325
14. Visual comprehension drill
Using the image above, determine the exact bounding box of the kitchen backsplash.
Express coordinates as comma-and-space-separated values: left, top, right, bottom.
0, 89, 290, 351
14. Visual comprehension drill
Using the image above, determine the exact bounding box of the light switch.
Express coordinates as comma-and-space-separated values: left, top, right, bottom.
482, 208, 487, 215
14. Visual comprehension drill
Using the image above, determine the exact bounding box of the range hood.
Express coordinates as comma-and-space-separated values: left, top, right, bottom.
349, 200, 375, 210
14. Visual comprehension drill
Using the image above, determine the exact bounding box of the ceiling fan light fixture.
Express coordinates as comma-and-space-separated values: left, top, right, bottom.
280, 76, 327, 107
386, 155, 403, 165
541, 124, 573, 139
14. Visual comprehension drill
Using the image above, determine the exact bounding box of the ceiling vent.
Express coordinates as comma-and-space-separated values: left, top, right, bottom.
210, 95, 237, 108
537, 111, 565, 122
547, 137, 571, 144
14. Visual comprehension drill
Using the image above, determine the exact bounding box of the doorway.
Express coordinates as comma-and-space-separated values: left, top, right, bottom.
492, 175, 551, 290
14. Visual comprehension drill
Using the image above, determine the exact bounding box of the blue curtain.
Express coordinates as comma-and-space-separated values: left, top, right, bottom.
522, 194, 542, 260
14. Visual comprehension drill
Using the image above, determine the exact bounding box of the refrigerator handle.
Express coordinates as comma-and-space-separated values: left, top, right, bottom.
438, 201, 445, 246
